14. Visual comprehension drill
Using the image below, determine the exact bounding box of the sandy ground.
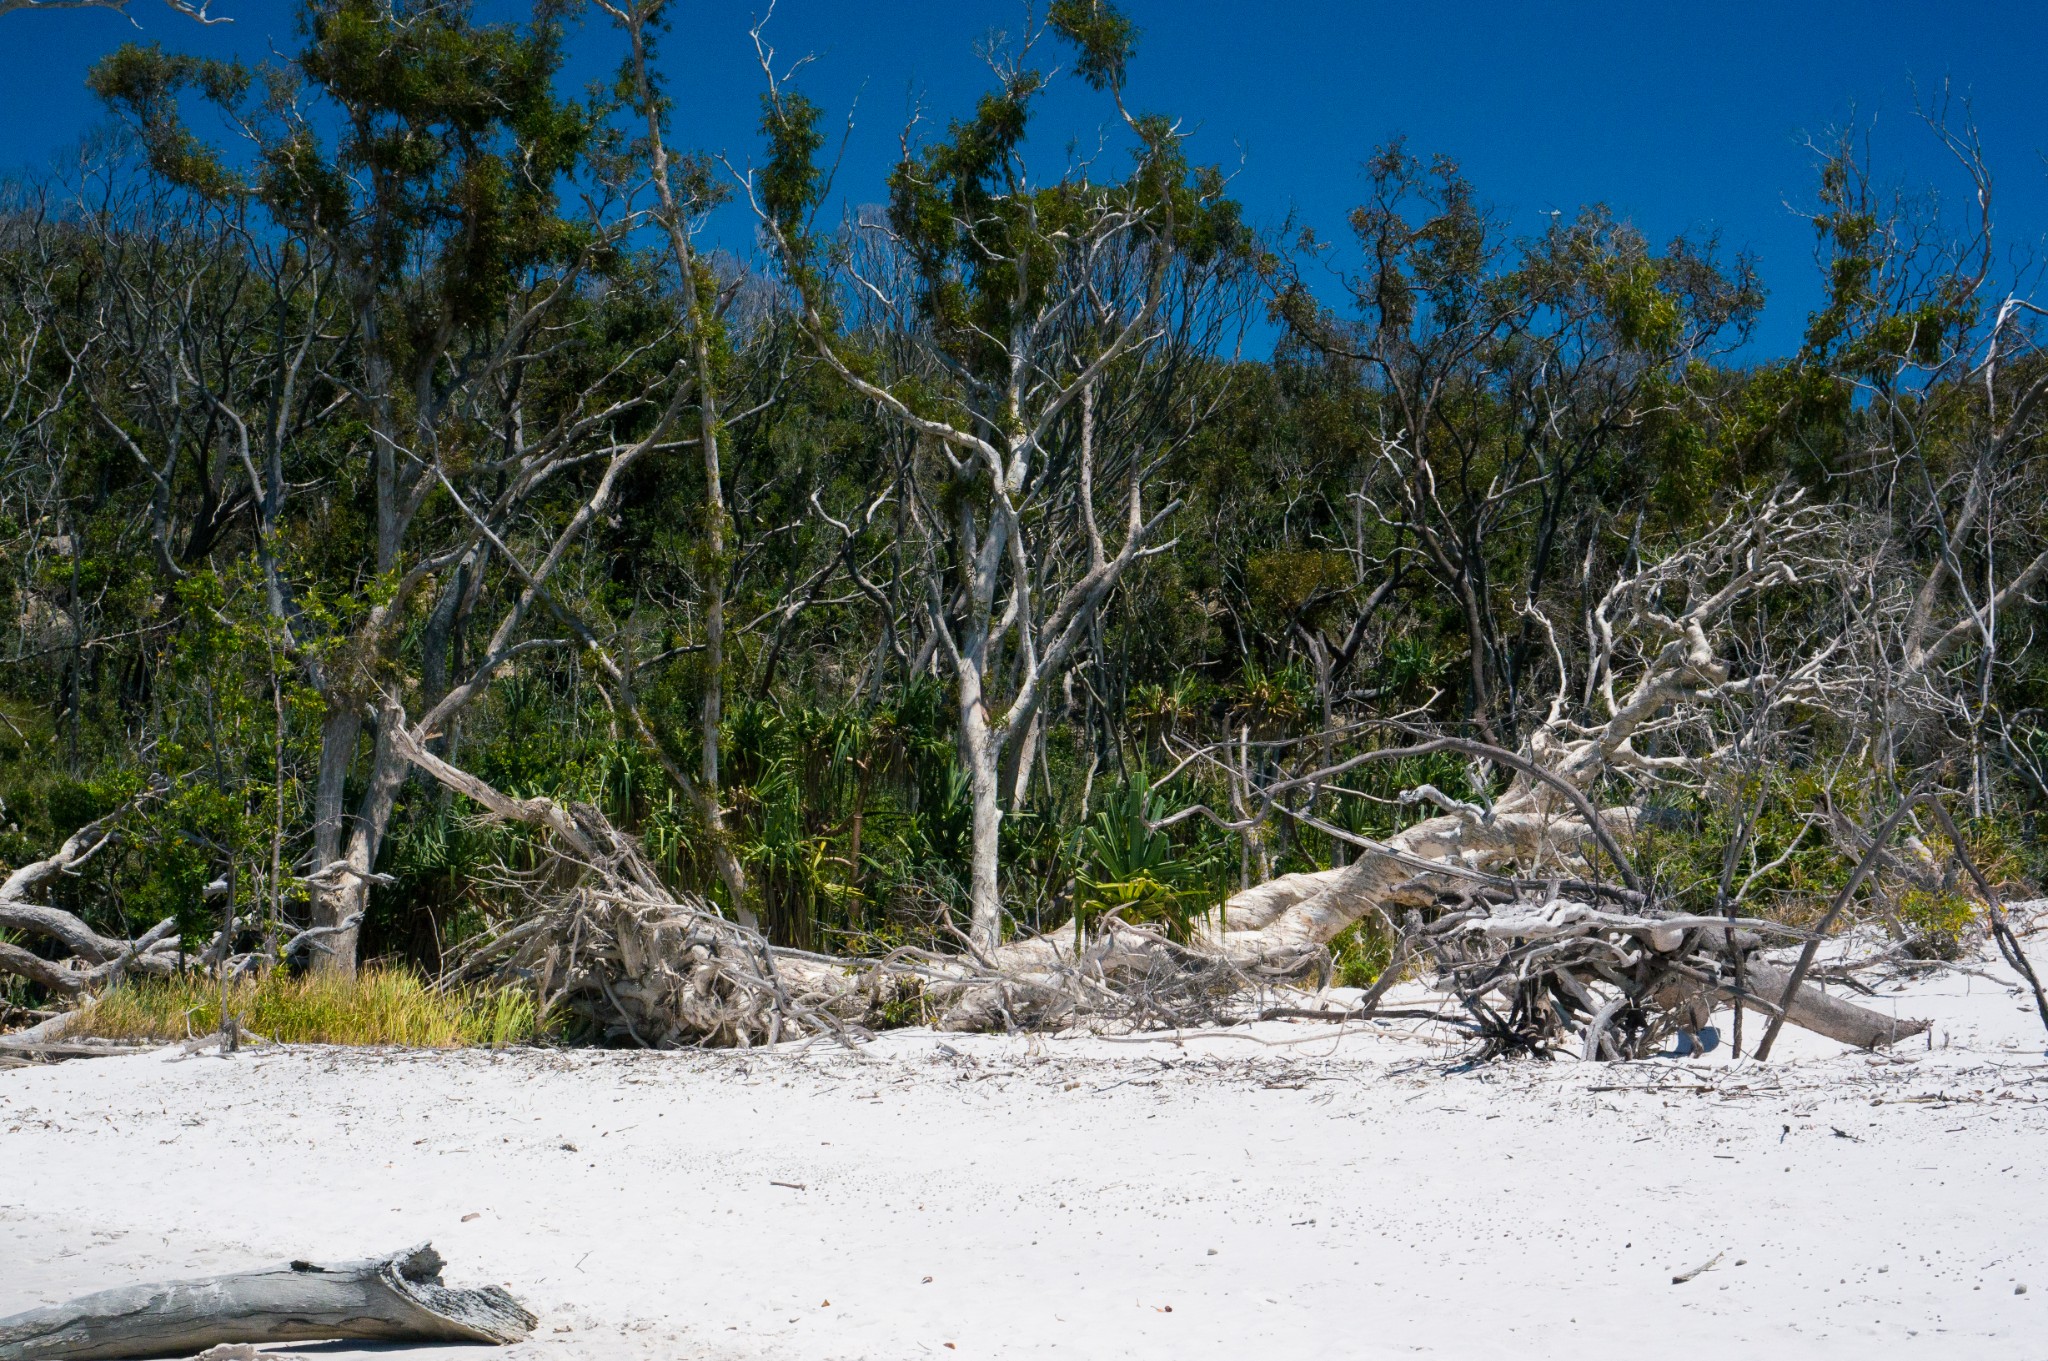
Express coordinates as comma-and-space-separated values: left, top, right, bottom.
4, 942, 2048, 1360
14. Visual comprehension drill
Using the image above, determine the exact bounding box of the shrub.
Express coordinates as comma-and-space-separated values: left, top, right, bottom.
1073, 777, 1219, 942
1896, 889, 1979, 961
1328, 915, 1395, 989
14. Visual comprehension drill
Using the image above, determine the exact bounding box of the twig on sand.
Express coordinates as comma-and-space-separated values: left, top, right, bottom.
1671, 1251, 1725, 1285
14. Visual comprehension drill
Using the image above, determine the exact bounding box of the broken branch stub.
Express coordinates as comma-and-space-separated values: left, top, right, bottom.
0, 1243, 533, 1361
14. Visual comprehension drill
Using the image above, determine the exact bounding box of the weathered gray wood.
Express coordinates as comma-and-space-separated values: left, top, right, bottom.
1718, 962, 1928, 1050
0, 943, 83, 997
0, 905, 129, 965
0, 920, 180, 999
0, 1244, 533, 1361
0, 1012, 83, 1049
0, 1040, 155, 1060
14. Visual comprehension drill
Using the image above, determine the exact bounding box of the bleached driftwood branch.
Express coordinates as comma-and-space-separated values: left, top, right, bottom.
0, 1244, 532, 1361
0, 791, 181, 999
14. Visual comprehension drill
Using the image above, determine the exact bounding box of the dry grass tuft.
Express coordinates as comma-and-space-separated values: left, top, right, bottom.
75, 968, 540, 1047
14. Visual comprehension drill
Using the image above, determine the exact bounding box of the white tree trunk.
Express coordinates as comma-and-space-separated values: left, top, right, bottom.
306, 705, 362, 967
309, 711, 412, 975
961, 685, 1005, 955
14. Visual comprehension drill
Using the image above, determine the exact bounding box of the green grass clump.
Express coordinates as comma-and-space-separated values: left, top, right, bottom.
1328, 915, 1395, 990
76, 967, 539, 1047
1896, 888, 1980, 961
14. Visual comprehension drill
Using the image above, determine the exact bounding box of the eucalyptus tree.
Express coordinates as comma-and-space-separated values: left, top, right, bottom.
748, 0, 1256, 950
588, 0, 763, 930
1790, 114, 2048, 811
89, 0, 706, 970
1275, 145, 1760, 739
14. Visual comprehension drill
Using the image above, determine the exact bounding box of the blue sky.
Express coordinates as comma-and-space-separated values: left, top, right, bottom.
1, 0, 2042, 356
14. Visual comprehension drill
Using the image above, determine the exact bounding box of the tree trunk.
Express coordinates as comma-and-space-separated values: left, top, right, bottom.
708, 836, 755, 936
0, 1244, 532, 1361
961, 685, 1004, 955
1004, 709, 1041, 812
306, 704, 361, 962
311, 708, 409, 975
693, 398, 752, 932
1716, 962, 1930, 1051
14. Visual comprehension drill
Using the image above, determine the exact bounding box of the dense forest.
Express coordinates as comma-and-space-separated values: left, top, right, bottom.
3, 0, 2044, 1053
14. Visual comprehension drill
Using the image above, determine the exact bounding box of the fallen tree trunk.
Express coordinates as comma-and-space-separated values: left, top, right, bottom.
0, 1001, 153, 1064
0, 942, 86, 998
0, 1012, 84, 1050
391, 720, 841, 1046
0, 904, 138, 965
1715, 961, 1929, 1051
381, 696, 1934, 1057
0, 1244, 533, 1361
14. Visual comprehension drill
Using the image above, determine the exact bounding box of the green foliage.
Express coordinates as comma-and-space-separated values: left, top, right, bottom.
1328, 914, 1395, 990
1896, 888, 1979, 961
721, 688, 976, 951
1229, 661, 1316, 730
1047, 0, 1139, 92
1629, 771, 1868, 921
1073, 776, 1219, 943
1245, 549, 1350, 628
84, 47, 248, 197
758, 87, 826, 261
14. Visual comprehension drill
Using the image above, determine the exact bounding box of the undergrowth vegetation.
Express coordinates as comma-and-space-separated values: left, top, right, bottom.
0, 0, 2042, 1028
74, 969, 542, 1048
1328, 916, 1398, 990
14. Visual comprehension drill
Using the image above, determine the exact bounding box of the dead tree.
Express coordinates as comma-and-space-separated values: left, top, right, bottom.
745, 4, 1255, 951
1044, 489, 1944, 1054
88, 16, 734, 972
387, 717, 909, 1047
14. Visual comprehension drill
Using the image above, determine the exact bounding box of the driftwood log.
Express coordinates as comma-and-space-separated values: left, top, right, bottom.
1718, 961, 1928, 1051
0, 1244, 533, 1361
